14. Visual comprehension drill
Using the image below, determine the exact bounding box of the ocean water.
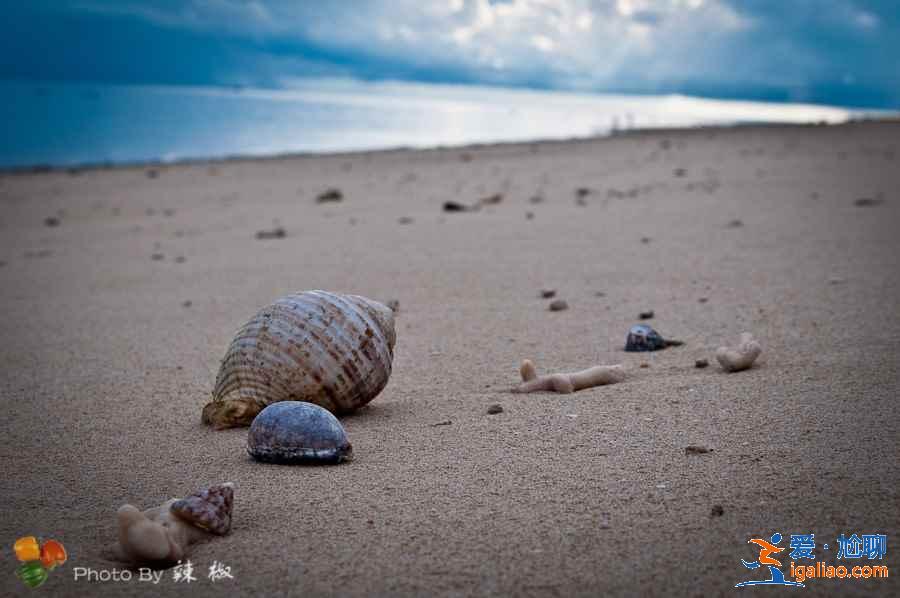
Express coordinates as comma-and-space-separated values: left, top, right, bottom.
0, 78, 870, 169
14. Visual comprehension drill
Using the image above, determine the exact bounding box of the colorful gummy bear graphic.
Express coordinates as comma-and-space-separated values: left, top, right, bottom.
14, 536, 66, 588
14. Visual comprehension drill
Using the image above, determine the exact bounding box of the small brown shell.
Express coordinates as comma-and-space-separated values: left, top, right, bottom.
204, 290, 395, 428
170, 483, 234, 536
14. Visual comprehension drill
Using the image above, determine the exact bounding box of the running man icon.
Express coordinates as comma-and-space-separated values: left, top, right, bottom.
735, 533, 805, 588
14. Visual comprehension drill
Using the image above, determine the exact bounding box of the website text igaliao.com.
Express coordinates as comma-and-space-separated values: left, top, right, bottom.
789, 561, 889, 583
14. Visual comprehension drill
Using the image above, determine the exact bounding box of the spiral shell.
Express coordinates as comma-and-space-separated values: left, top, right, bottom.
203, 290, 395, 429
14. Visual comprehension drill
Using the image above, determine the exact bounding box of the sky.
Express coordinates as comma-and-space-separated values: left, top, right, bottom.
4, 0, 899, 109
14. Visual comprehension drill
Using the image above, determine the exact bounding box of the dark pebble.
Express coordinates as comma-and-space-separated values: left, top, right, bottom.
710, 504, 724, 517
727, 219, 743, 228
684, 445, 713, 455
640, 237, 651, 244
44, 217, 60, 227
639, 363, 650, 368
674, 168, 687, 177
175, 256, 186, 263
146, 169, 159, 179
255, 227, 286, 240
525, 211, 535, 220
430, 420, 452, 427
540, 289, 557, 299
397, 216, 414, 225
316, 188, 343, 203
698, 297, 708, 303
529, 195, 544, 204
854, 197, 884, 207
639, 310, 654, 320
151, 253, 165, 261
182, 300, 192, 308
487, 404, 504, 415
575, 187, 592, 198
695, 358, 709, 369
548, 299, 569, 312
442, 201, 472, 212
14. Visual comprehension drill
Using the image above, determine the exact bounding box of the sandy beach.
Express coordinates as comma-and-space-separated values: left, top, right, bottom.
1, 121, 898, 596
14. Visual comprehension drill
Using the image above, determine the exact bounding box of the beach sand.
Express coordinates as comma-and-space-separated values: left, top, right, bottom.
1, 121, 898, 596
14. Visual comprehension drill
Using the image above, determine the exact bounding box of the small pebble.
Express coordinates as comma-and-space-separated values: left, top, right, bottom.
854, 197, 884, 207
397, 216, 414, 225
182, 300, 192, 308
674, 168, 687, 177
163, 208, 176, 217
828, 277, 845, 285
698, 297, 708, 303
43, 217, 60, 227
727, 219, 743, 228
487, 404, 504, 415
639, 310, 654, 320
595, 291, 606, 297
575, 187, 592, 198
640, 237, 651, 244
151, 253, 165, 261
175, 256, 186, 264
684, 445, 713, 455
548, 299, 569, 312
639, 363, 650, 369
255, 227, 286, 240
540, 289, 557, 299
525, 211, 534, 220
316, 188, 343, 203
430, 420, 452, 427
479, 193, 503, 205
529, 195, 544, 204
443, 201, 472, 212
695, 358, 709, 369
710, 504, 724, 517
146, 169, 159, 178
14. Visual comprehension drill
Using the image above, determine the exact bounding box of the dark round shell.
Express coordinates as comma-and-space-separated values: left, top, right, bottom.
625, 324, 667, 352
248, 401, 353, 464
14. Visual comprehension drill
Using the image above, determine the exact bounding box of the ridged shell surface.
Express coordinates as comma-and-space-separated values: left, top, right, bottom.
212, 290, 395, 416
248, 401, 353, 464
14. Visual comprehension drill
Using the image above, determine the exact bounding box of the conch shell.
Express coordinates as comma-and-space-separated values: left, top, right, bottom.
115, 483, 234, 565
203, 290, 396, 429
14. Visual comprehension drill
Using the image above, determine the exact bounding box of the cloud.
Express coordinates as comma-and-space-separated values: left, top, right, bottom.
5, 0, 899, 107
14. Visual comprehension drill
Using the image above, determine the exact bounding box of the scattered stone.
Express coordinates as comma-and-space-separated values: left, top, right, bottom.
674, 168, 687, 177
639, 363, 650, 369
698, 297, 708, 303
487, 404, 504, 415
182, 300, 193, 308
397, 216, 414, 225
695, 358, 709, 369
854, 197, 884, 207
548, 299, 569, 312
716, 332, 761, 372
595, 291, 606, 297
529, 194, 544, 204
727, 219, 743, 228
151, 253, 165, 261
479, 193, 503, 205
43, 216, 60, 227
442, 201, 474, 212
828, 277, 845, 285
316, 188, 343, 203
430, 420, 452, 427
684, 444, 713, 455
710, 504, 724, 517
255, 227, 286, 240
810, 191, 819, 200
163, 208, 176, 217
525, 211, 535, 220
540, 289, 557, 299
386, 299, 400, 313
640, 237, 651, 244
625, 324, 683, 352
175, 256, 186, 264
639, 310, 654, 320
575, 187, 592, 198
146, 169, 159, 179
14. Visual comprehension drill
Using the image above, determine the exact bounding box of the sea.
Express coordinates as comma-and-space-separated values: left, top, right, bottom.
0, 78, 875, 170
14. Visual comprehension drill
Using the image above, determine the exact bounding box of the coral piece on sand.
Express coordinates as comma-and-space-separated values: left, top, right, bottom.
513, 359, 625, 394
115, 483, 234, 565
715, 332, 761, 372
